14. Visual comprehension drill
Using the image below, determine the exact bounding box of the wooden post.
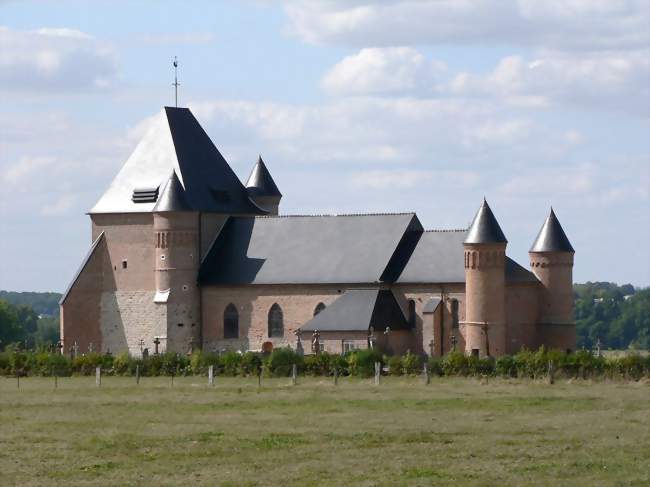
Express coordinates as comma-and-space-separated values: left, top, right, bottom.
16, 375, 20, 389
374, 362, 381, 386
54, 374, 58, 390
208, 365, 214, 386
334, 368, 338, 386
136, 365, 140, 385
423, 363, 430, 385
96, 366, 101, 387
257, 366, 262, 388
548, 360, 555, 385
291, 364, 297, 386
171, 373, 174, 387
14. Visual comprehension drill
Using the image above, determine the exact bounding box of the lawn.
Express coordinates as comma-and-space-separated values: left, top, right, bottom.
0, 376, 648, 486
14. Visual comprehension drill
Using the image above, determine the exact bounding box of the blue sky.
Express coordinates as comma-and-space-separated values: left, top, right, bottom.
1, 0, 649, 291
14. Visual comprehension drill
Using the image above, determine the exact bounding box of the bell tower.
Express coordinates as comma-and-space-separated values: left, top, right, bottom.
529, 208, 576, 351
463, 199, 508, 357
153, 171, 201, 354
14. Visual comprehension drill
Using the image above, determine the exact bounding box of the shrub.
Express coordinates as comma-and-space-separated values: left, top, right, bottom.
304, 352, 334, 376
441, 351, 469, 376
265, 348, 303, 377
401, 351, 423, 375
427, 357, 443, 376
347, 348, 383, 377
387, 355, 402, 376
240, 352, 262, 376
220, 351, 243, 376
495, 355, 516, 377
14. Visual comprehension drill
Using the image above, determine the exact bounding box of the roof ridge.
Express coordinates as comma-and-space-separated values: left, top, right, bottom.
252, 212, 417, 219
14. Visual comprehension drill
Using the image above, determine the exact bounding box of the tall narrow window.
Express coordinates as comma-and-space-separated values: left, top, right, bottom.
451, 299, 459, 328
408, 299, 416, 327
224, 303, 239, 339
314, 302, 326, 316
268, 303, 284, 338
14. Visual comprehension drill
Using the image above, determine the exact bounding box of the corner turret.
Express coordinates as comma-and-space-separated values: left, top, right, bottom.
529, 208, 576, 351
463, 199, 507, 357
153, 171, 200, 354
245, 155, 282, 215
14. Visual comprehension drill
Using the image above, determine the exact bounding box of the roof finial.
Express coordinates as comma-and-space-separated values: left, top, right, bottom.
172, 56, 180, 107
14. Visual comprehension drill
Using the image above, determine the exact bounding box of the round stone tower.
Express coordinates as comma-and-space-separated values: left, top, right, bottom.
463, 199, 508, 357
153, 171, 201, 354
529, 208, 576, 351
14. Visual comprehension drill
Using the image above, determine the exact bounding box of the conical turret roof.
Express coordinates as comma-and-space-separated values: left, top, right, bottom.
153, 171, 192, 212
464, 198, 508, 245
245, 156, 282, 197
530, 208, 574, 252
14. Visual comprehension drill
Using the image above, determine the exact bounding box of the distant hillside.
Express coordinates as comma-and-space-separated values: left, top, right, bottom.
0, 291, 61, 316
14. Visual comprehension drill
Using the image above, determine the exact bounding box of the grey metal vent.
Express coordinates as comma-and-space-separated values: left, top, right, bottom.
132, 186, 159, 203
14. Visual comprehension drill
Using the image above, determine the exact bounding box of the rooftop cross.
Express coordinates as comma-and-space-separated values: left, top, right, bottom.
172, 56, 180, 107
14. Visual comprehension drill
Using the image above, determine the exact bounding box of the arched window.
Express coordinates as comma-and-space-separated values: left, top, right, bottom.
314, 302, 326, 316
408, 299, 416, 327
224, 303, 239, 339
268, 303, 284, 338
451, 299, 459, 328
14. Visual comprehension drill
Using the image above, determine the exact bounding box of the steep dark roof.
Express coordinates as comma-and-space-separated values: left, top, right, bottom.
300, 289, 409, 332
530, 208, 574, 253
246, 156, 282, 197
464, 199, 508, 245
153, 171, 192, 212
199, 213, 420, 285
91, 107, 264, 215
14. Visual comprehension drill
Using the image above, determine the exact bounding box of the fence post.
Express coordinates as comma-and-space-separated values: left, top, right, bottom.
257, 366, 262, 388
334, 367, 338, 386
374, 362, 381, 386
291, 364, 297, 386
136, 365, 140, 385
423, 363, 430, 385
208, 365, 214, 386
16, 375, 20, 389
96, 366, 101, 387
547, 360, 555, 385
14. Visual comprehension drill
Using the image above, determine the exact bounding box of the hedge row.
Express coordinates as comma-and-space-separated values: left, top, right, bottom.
1, 347, 648, 380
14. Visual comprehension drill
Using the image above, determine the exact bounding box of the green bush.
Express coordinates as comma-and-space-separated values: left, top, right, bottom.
265, 348, 303, 377
220, 351, 243, 376
240, 351, 262, 376
304, 352, 335, 376
387, 355, 402, 376
347, 348, 383, 377
401, 351, 423, 375
441, 351, 469, 376
427, 357, 443, 376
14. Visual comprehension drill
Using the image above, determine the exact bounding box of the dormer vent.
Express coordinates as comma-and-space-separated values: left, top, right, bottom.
132, 186, 159, 203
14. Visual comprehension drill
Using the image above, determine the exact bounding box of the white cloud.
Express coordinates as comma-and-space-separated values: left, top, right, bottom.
0, 26, 117, 93
283, 0, 649, 51
41, 194, 76, 216
321, 47, 446, 96
2, 156, 57, 184
450, 51, 650, 116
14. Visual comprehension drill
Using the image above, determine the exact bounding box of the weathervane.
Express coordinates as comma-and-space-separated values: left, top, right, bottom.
172, 56, 180, 107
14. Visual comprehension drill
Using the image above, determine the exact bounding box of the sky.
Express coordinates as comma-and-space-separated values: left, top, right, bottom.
0, 0, 648, 292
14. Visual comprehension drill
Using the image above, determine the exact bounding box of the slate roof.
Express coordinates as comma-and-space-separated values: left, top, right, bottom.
90, 107, 264, 215
464, 199, 508, 244
423, 297, 442, 314
246, 156, 282, 197
396, 230, 466, 283
153, 171, 192, 212
300, 289, 410, 332
199, 213, 422, 285
530, 208, 574, 253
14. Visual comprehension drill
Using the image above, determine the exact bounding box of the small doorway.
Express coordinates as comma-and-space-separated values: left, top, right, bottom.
471, 348, 480, 358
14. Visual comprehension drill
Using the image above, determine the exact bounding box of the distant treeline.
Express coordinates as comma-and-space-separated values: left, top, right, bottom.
0, 283, 648, 352
575, 282, 649, 350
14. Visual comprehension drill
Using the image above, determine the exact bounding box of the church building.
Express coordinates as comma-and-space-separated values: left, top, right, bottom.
60, 106, 576, 358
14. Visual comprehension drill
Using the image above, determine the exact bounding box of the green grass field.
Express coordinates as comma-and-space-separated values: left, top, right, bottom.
1, 376, 648, 486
